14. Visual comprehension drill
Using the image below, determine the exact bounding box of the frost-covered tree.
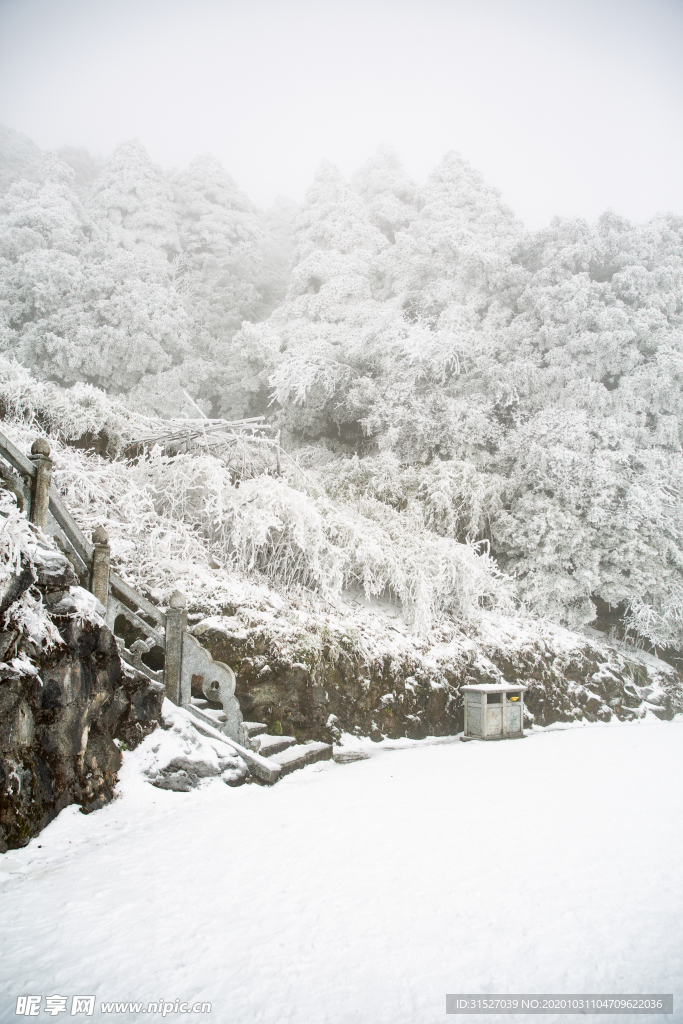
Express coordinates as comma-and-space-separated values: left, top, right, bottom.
248, 161, 392, 437
82, 141, 190, 394
163, 156, 299, 418
0, 147, 190, 393
396, 151, 523, 316
351, 145, 419, 246
0, 153, 90, 371
89, 139, 180, 257
56, 146, 105, 196
173, 154, 264, 346
332, 153, 525, 464
0, 124, 43, 196
2, 129, 683, 649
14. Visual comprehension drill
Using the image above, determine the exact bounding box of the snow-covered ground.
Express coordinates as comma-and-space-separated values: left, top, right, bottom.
1, 719, 682, 1024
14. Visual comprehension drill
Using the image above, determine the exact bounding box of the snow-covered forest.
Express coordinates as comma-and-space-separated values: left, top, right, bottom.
2, 122, 682, 652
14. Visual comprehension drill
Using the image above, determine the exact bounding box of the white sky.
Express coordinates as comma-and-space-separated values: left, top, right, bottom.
0, 0, 681, 228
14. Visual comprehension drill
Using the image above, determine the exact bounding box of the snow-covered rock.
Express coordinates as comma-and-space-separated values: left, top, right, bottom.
0, 517, 164, 851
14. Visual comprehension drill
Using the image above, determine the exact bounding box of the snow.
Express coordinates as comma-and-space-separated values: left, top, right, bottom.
1, 719, 682, 1023
68, 586, 106, 623
8, 656, 38, 677
45, 586, 106, 624
460, 682, 527, 692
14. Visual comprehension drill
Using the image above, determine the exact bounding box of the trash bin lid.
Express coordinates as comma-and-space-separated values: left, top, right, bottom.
460, 683, 527, 693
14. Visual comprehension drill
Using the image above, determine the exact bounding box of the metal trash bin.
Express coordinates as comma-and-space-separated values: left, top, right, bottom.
461, 684, 526, 740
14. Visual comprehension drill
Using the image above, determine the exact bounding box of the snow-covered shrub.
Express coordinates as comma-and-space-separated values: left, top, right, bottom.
325, 496, 513, 631
320, 453, 506, 543
0, 355, 152, 450
0, 410, 512, 632
0, 487, 34, 577
0, 488, 61, 648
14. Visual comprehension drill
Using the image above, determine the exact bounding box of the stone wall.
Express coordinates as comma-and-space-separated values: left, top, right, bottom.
192, 615, 683, 744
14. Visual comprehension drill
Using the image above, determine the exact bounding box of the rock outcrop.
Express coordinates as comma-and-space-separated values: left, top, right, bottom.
0, 535, 163, 851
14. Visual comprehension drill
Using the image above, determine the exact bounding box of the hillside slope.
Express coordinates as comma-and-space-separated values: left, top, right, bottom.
0, 361, 679, 751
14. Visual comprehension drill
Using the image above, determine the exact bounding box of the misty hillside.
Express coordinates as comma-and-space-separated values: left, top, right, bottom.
1, 124, 682, 653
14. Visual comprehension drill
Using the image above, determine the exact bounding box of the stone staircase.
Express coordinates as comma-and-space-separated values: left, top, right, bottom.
188, 701, 332, 782
0, 430, 333, 785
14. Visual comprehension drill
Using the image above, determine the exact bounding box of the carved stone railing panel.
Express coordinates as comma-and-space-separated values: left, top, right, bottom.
107, 594, 165, 648
108, 591, 166, 690
128, 639, 164, 684
182, 632, 245, 745
115, 636, 164, 685
109, 572, 166, 627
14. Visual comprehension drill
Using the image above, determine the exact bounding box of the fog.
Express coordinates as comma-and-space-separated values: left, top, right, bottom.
0, 0, 682, 226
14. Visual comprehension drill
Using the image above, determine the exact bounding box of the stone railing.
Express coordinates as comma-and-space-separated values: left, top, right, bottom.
0, 431, 246, 746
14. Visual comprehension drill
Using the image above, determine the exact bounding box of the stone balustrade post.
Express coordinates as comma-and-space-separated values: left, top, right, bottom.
164, 589, 187, 705
91, 526, 111, 611
29, 438, 52, 531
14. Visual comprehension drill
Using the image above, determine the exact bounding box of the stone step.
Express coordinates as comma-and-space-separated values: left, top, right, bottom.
267, 741, 333, 777
200, 707, 227, 724
257, 735, 297, 758
191, 697, 210, 710
183, 705, 281, 785
242, 721, 268, 739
